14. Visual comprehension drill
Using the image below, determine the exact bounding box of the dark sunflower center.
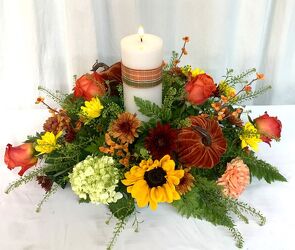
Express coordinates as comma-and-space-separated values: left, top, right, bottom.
144, 168, 167, 188
157, 136, 166, 147
119, 121, 131, 133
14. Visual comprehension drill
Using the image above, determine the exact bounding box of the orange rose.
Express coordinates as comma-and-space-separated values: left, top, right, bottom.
254, 112, 282, 146
73, 73, 106, 101
4, 143, 38, 176
185, 74, 216, 105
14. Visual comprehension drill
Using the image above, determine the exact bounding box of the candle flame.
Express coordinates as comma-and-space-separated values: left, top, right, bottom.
138, 25, 144, 41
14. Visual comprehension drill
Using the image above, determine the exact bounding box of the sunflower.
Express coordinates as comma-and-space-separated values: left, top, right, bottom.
176, 170, 195, 195
145, 123, 177, 160
122, 155, 184, 210
109, 112, 141, 144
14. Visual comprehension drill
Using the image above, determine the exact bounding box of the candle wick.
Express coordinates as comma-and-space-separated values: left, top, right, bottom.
140, 37, 143, 42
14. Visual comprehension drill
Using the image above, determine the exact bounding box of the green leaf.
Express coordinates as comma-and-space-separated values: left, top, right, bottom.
134, 96, 161, 118
108, 192, 135, 220
84, 136, 105, 155
241, 154, 287, 183
79, 196, 91, 203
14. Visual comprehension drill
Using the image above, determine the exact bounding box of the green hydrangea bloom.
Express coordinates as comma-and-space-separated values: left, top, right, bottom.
69, 156, 123, 204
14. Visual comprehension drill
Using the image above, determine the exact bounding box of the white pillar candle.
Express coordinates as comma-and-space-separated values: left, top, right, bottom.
121, 27, 163, 121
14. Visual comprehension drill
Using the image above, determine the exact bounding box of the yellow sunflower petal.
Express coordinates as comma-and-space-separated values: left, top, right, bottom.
172, 189, 181, 200
163, 183, 173, 203
131, 180, 148, 198
150, 187, 157, 202
167, 176, 179, 185
150, 187, 163, 203
136, 192, 149, 208
149, 198, 158, 210
173, 169, 185, 179
159, 155, 172, 167
126, 186, 133, 193
156, 186, 164, 202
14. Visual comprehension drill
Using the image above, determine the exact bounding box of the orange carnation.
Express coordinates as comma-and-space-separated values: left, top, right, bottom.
217, 157, 250, 199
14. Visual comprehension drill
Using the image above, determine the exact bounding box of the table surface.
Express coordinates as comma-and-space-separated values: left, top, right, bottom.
0, 105, 294, 250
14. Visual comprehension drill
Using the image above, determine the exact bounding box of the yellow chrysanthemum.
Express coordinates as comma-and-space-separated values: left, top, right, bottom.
239, 122, 262, 151
35, 131, 62, 154
181, 65, 205, 77
122, 155, 184, 210
219, 81, 236, 99
80, 97, 103, 122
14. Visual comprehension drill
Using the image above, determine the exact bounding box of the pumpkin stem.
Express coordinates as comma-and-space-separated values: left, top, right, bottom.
91, 60, 109, 72
192, 126, 212, 146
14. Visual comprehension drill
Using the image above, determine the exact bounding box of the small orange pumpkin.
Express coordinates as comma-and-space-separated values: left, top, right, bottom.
177, 116, 227, 168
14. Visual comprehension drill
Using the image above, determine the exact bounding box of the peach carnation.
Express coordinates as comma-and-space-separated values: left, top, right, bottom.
217, 157, 250, 199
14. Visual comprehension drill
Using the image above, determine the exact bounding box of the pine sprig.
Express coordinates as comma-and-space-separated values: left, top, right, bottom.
38, 86, 65, 105
241, 154, 287, 183
229, 227, 244, 248
134, 97, 162, 118
5, 167, 46, 194
234, 86, 271, 104
227, 199, 266, 226
106, 218, 127, 250
36, 183, 59, 213
161, 87, 177, 121
225, 68, 256, 86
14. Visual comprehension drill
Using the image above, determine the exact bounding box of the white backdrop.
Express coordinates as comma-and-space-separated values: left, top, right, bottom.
0, 0, 295, 110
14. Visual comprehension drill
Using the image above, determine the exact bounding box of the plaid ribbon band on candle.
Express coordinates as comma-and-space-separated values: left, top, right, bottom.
122, 63, 163, 88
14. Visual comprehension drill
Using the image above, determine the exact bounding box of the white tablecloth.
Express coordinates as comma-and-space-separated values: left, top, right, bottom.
0, 105, 294, 250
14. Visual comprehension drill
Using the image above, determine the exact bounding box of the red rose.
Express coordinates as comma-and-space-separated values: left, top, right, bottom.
73, 73, 106, 101
185, 74, 216, 105
4, 143, 38, 176
254, 112, 282, 146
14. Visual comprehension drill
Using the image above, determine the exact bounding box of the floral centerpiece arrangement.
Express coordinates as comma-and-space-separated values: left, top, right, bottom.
4, 38, 285, 249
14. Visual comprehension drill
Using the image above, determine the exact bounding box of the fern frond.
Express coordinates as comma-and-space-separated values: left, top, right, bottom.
134, 97, 161, 118
241, 154, 287, 183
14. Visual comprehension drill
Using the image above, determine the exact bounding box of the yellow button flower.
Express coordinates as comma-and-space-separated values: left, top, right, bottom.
239, 122, 262, 152
191, 67, 205, 77
219, 81, 236, 98
181, 66, 205, 77
35, 131, 62, 155
80, 97, 103, 123
122, 155, 184, 211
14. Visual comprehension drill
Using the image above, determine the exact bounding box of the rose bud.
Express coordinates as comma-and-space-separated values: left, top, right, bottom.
185, 73, 216, 105
254, 112, 282, 146
4, 143, 38, 176
73, 73, 106, 101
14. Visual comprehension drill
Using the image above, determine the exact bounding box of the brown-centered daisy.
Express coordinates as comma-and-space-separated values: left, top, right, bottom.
145, 123, 178, 160
176, 170, 195, 195
108, 112, 141, 144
